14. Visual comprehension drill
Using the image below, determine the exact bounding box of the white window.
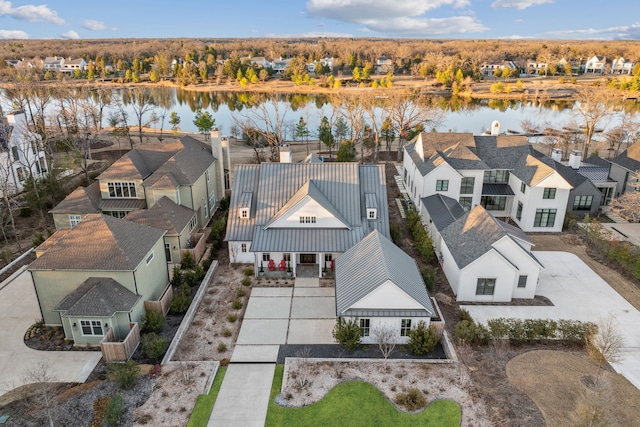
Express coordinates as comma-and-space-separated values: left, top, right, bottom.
241, 243, 247, 253
80, 320, 103, 336
205, 170, 210, 182
240, 208, 248, 219
108, 182, 137, 198
69, 215, 82, 227
359, 318, 370, 337
367, 209, 377, 219
189, 215, 197, 231
146, 251, 154, 265
400, 319, 412, 337
209, 193, 216, 212
299, 216, 316, 224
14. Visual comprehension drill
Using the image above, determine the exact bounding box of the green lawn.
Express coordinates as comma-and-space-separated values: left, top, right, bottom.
186, 366, 227, 427
265, 365, 461, 427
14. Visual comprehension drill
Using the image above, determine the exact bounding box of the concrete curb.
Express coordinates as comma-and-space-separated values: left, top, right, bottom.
162, 260, 218, 365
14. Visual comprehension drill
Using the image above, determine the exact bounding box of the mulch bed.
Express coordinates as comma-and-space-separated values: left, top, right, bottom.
277, 343, 446, 364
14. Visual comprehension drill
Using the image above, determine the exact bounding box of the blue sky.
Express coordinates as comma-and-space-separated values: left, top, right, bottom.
0, 0, 639, 40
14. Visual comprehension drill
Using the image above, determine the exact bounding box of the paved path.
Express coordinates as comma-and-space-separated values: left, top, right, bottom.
209, 278, 335, 425
463, 251, 640, 390
0, 269, 102, 398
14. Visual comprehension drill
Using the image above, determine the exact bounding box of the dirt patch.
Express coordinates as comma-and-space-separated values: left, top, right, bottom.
530, 233, 640, 311
506, 349, 640, 427
279, 359, 489, 426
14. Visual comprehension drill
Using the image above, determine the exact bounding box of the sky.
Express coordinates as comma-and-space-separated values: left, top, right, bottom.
0, 0, 639, 40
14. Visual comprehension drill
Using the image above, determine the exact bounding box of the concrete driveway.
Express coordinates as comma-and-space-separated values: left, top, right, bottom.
0, 268, 102, 398
463, 251, 640, 390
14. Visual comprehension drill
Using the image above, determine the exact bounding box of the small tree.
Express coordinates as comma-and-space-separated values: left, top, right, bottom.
407, 321, 438, 355
23, 361, 57, 427
169, 111, 181, 134
193, 109, 215, 139
587, 316, 623, 386
372, 324, 397, 359
108, 360, 140, 390
332, 317, 361, 350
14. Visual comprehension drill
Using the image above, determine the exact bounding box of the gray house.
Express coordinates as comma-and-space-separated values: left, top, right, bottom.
608, 142, 640, 197
225, 162, 389, 276
335, 230, 436, 344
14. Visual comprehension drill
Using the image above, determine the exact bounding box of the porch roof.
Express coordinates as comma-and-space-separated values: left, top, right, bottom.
54, 277, 141, 317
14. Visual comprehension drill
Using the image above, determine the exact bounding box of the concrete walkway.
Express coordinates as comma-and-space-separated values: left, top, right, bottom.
0, 268, 102, 398
463, 251, 640, 390
209, 278, 336, 425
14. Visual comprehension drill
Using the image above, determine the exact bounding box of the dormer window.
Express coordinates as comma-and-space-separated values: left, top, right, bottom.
365, 193, 377, 221
239, 208, 249, 219
367, 209, 377, 220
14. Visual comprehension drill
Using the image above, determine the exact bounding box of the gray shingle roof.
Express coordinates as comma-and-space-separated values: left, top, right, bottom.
611, 142, 640, 172
54, 277, 140, 317
510, 153, 556, 186
584, 155, 612, 168
143, 136, 217, 187
421, 194, 466, 232
99, 143, 179, 181
124, 196, 195, 235
440, 206, 537, 269
49, 181, 101, 215
226, 163, 389, 253
29, 214, 165, 271
335, 230, 435, 317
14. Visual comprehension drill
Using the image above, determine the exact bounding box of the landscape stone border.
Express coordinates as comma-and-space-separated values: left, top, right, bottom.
162, 260, 218, 365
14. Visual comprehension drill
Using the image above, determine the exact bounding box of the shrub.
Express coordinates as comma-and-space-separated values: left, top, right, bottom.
217, 342, 227, 352
105, 393, 125, 426
108, 360, 140, 390
32, 232, 45, 248
231, 299, 243, 310
141, 310, 166, 334
141, 333, 169, 361
227, 313, 238, 322
184, 270, 198, 287
181, 251, 195, 270
558, 319, 597, 343
218, 195, 230, 211
222, 328, 232, 337
457, 308, 473, 322
193, 264, 205, 281
420, 266, 435, 292
171, 266, 183, 287
389, 223, 402, 244
395, 387, 426, 411
454, 320, 490, 345
243, 268, 254, 277
236, 288, 246, 298
241, 277, 252, 287
332, 317, 361, 350
170, 285, 192, 314
407, 321, 438, 355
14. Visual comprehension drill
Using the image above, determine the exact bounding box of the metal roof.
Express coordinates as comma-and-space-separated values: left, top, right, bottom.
100, 198, 146, 211
421, 194, 466, 232
55, 277, 140, 317
482, 183, 515, 196
29, 214, 165, 271
226, 163, 389, 252
365, 193, 377, 209
335, 230, 435, 317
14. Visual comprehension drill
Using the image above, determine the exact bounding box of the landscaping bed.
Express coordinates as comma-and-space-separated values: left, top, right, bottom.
276, 343, 446, 364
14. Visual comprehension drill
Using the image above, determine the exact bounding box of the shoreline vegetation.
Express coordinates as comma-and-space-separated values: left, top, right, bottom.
1, 74, 638, 103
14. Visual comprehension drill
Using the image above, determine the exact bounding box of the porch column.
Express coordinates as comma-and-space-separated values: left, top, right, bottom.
319, 252, 323, 277
292, 252, 297, 277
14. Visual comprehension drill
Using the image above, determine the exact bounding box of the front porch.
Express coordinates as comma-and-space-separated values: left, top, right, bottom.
257, 252, 336, 278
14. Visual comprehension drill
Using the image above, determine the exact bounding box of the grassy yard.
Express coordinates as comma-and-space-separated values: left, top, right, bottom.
265, 365, 461, 427
186, 366, 227, 427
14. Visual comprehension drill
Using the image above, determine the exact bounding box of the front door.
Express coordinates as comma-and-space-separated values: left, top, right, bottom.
300, 253, 316, 264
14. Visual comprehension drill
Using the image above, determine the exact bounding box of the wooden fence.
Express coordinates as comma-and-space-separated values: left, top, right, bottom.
144, 285, 173, 316
183, 232, 206, 264
100, 322, 140, 362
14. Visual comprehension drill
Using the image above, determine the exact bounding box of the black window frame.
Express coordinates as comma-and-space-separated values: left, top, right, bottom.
534, 208, 557, 227
476, 278, 496, 296
480, 196, 507, 211
436, 179, 449, 191
460, 177, 475, 194
543, 188, 557, 199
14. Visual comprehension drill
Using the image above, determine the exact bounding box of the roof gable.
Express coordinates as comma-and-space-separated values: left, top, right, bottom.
421, 194, 466, 232
349, 281, 426, 311
124, 196, 195, 235
49, 181, 101, 215
54, 277, 140, 317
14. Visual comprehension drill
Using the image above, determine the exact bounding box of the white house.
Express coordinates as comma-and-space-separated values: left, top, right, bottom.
526, 60, 548, 75
480, 60, 518, 76
0, 112, 48, 195
420, 193, 465, 255
439, 205, 543, 302
225, 162, 389, 277
403, 127, 572, 232
61, 58, 88, 74
611, 57, 634, 75
584, 55, 606, 74
43, 56, 64, 71
335, 230, 436, 344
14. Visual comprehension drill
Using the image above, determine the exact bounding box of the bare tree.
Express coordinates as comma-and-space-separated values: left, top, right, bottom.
122, 87, 156, 146
587, 315, 624, 386
23, 361, 58, 427
575, 87, 616, 159
372, 323, 397, 359
609, 190, 640, 222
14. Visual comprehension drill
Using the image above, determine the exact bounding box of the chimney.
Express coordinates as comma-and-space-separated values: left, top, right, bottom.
491, 120, 500, 136
551, 148, 562, 162
210, 128, 226, 200
568, 149, 581, 169
280, 145, 292, 163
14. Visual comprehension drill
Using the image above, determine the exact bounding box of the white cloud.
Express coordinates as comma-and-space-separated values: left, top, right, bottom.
0, 29, 28, 39
547, 22, 640, 39
499, 34, 534, 39
82, 19, 116, 31
491, 0, 552, 10
60, 30, 79, 39
0, 0, 65, 25
306, 0, 484, 36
